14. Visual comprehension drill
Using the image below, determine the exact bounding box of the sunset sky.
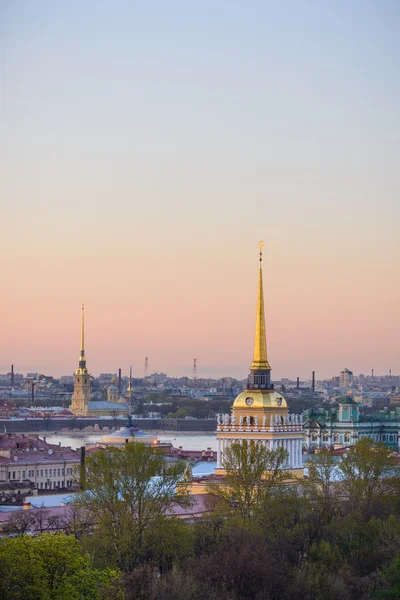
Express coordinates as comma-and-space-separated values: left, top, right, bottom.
1, 1, 399, 380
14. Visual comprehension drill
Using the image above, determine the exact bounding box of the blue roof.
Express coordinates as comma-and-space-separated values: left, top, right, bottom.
87, 401, 128, 410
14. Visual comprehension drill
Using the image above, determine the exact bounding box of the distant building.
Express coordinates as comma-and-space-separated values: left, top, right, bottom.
303, 399, 400, 451
340, 368, 353, 388
69, 306, 129, 417
0, 434, 79, 491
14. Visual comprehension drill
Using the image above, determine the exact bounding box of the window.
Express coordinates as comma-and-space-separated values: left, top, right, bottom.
45, 469, 48, 476
40, 470, 43, 477
62, 469, 65, 475
53, 469, 56, 476
57, 469, 60, 476
389, 435, 394, 442
23, 471, 26, 478
12, 472, 15, 479
40, 482, 43, 489
382, 435, 387, 441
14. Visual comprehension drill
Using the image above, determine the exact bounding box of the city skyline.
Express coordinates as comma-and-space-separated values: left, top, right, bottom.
1, 2, 399, 379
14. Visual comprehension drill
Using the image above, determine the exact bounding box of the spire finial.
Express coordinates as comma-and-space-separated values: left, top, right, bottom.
80, 303, 85, 358
251, 241, 271, 371
259, 240, 264, 263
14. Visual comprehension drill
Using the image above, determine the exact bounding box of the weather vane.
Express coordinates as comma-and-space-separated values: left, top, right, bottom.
259, 240, 264, 262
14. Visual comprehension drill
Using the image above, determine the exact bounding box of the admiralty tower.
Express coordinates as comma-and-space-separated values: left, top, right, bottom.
216, 242, 304, 475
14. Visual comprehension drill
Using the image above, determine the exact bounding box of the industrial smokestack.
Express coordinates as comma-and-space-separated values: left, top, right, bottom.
312, 371, 315, 392
118, 368, 122, 394
372, 369, 374, 378
296, 377, 299, 390
11, 364, 14, 388
31, 382, 35, 405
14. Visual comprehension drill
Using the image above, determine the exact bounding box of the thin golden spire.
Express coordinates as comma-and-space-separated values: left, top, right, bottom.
80, 303, 85, 358
251, 241, 271, 371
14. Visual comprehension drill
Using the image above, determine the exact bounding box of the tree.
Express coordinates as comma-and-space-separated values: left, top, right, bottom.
338, 438, 400, 516
303, 448, 340, 524
76, 442, 192, 571
206, 440, 290, 523
0, 533, 120, 600
2, 510, 36, 537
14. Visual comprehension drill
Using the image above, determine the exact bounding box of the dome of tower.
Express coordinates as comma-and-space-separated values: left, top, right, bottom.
232, 389, 288, 410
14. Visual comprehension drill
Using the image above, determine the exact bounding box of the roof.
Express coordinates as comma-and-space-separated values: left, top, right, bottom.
233, 389, 288, 409
338, 397, 357, 405
86, 401, 128, 410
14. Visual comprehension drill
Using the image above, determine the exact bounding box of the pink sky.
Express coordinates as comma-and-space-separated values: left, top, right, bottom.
1, 3, 399, 380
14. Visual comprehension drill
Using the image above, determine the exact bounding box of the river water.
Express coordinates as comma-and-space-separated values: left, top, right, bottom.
45, 431, 217, 452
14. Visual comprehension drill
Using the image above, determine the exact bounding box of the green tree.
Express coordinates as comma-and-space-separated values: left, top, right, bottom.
76, 442, 192, 571
339, 438, 400, 515
374, 556, 400, 599
206, 440, 290, 523
0, 533, 120, 600
304, 448, 340, 524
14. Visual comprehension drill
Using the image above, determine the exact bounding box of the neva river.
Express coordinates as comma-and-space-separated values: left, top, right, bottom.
45, 431, 217, 452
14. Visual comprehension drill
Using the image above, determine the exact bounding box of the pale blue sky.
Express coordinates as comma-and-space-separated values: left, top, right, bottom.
1, 1, 399, 379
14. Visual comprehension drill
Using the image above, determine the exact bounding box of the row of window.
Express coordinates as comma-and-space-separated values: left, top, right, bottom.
8, 466, 75, 480
311, 432, 397, 444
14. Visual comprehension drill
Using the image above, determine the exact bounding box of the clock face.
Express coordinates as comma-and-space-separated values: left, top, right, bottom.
245, 397, 254, 407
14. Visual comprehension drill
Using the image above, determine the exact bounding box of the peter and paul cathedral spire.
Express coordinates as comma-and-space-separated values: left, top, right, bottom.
70, 304, 91, 415
79, 303, 86, 371
249, 241, 272, 390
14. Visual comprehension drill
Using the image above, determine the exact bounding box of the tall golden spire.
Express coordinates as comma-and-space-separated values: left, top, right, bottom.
80, 303, 85, 359
251, 241, 271, 371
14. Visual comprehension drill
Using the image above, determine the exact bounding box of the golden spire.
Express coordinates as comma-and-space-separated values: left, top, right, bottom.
80, 303, 85, 359
251, 241, 271, 371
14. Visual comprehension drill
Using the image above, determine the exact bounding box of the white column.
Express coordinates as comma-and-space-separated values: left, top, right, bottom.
217, 439, 221, 468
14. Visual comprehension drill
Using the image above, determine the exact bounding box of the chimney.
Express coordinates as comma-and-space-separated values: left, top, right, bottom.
11, 364, 14, 388
296, 377, 300, 390
312, 371, 315, 392
118, 369, 122, 394
80, 446, 86, 490
31, 382, 35, 405
23, 501, 31, 510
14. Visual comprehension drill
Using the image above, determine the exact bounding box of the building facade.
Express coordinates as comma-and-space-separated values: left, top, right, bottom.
340, 368, 353, 388
0, 434, 80, 490
216, 242, 303, 474
69, 306, 129, 417
303, 399, 400, 451
70, 304, 91, 415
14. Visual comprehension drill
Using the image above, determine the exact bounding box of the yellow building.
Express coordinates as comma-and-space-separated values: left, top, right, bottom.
215, 242, 303, 475
69, 306, 129, 417
69, 304, 91, 416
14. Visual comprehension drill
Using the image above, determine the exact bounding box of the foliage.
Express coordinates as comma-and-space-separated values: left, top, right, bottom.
3, 438, 400, 599
206, 440, 290, 522
338, 438, 400, 516
76, 442, 192, 571
0, 533, 120, 600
